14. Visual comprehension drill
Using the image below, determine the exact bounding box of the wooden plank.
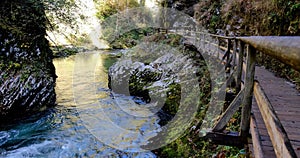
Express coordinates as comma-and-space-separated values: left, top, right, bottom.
252, 107, 300, 115
291, 140, 300, 146
255, 120, 300, 130
255, 119, 300, 129
250, 101, 276, 157
253, 112, 300, 122
222, 39, 231, 63
240, 45, 256, 137
212, 88, 245, 131
250, 114, 265, 158
255, 127, 300, 140
254, 81, 297, 158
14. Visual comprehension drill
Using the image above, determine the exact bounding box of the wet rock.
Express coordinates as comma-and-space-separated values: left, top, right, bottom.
0, 63, 56, 120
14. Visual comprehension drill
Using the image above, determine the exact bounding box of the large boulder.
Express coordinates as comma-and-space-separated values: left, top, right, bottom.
108, 36, 210, 124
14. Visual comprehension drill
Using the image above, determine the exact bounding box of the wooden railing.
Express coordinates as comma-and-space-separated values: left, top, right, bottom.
160, 27, 300, 158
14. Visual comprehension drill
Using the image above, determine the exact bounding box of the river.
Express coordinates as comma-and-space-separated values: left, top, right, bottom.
0, 51, 158, 157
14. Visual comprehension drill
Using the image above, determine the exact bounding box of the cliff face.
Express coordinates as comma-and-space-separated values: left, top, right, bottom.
161, 0, 199, 17
0, 0, 56, 120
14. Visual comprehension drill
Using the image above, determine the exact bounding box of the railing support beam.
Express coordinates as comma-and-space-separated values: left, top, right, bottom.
212, 88, 244, 131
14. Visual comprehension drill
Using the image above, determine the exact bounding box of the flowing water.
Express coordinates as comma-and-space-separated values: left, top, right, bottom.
0, 51, 158, 157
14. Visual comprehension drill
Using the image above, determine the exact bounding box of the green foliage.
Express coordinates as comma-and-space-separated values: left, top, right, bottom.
94, 0, 140, 21
157, 134, 246, 157
0, 0, 47, 39
210, 15, 221, 30
94, 1, 118, 21
0, 0, 81, 65
94, 0, 152, 49
209, 0, 300, 89
51, 45, 79, 58
0, 0, 79, 39
68, 33, 91, 46
43, 0, 79, 31
107, 28, 155, 49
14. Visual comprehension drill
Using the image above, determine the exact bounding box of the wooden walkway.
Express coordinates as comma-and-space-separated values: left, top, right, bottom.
165, 28, 300, 157
249, 66, 300, 157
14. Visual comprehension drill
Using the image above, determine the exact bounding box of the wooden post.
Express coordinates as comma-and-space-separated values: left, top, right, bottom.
240, 45, 256, 138
217, 38, 220, 59
225, 39, 232, 88
233, 39, 237, 67
226, 39, 231, 71
236, 41, 245, 92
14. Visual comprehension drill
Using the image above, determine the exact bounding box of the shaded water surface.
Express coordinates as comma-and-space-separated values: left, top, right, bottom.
0, 51, 157, 157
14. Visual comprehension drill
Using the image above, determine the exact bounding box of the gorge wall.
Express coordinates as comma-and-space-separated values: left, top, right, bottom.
0, 0, 56, 120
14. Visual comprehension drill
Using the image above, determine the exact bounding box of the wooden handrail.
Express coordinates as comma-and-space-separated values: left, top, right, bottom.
169, 27, 235, 39
237, 37, 300, 71
169, 28, 300, 72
